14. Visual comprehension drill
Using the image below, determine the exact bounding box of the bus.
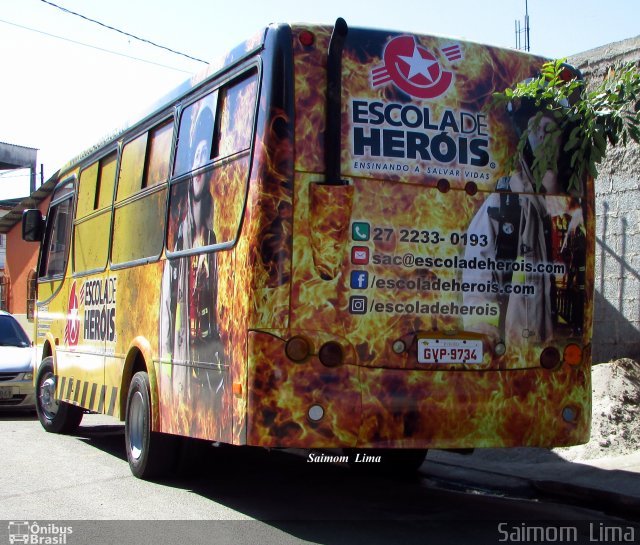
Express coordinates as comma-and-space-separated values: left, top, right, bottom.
23, 18, 593, 479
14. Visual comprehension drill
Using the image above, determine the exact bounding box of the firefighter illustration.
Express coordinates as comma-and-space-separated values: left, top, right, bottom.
160, 105, 225, 403
462, 66, 586, 346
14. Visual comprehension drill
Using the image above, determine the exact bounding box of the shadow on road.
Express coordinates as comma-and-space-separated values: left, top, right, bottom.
0, 409, 37, 421
66, 418, 640, 544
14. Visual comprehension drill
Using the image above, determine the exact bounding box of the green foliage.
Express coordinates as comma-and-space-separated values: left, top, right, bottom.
493, 59, 640, 191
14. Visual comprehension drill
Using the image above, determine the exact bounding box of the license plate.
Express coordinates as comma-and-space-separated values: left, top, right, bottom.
0, 387, 14, 400
417, 338, 483, 364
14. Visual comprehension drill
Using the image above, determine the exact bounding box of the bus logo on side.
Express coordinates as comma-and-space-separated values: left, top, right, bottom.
371, 35, 463, 99
64, 280, 80, 347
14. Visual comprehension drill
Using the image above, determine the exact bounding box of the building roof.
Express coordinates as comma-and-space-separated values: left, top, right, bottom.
0, 142, 38, 170
0, 175, 58, 234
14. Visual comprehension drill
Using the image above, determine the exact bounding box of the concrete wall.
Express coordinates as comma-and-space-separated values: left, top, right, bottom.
569, 37, 640, 362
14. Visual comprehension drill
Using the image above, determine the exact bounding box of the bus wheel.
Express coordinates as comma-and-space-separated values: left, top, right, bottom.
125, 371, 178, 480
343, 448, 427, 475
35, 357, 84, 434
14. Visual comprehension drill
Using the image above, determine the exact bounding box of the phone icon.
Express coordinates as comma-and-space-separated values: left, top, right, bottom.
352, 222, 370, 241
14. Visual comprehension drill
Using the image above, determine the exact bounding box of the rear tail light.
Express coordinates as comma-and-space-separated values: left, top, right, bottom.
285, 336, 312, 363
540, 346, 561, 369
298, 30, 315, 47
319, 341, 344, 367
563, 343, 583, 366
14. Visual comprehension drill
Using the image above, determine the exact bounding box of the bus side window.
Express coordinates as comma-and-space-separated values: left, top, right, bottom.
173, 92, 217, 179
213, 73, 257, 159
210, 72, 257, 244
74, 152, 116, 274
111, 118, 172, 265
40, 194, 73, 279
167, 71, 257, 254
144, 120, 173, 188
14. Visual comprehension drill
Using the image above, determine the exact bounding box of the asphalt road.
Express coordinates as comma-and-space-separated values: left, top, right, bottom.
0, 411, 636, 545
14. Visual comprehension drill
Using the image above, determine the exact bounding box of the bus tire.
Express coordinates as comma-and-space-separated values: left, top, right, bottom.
343, 448, 427, 475
35, 357, 84, 434
125, 371, 178, 480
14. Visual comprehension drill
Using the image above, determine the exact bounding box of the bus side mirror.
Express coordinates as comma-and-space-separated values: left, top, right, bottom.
22, 209, 45, 242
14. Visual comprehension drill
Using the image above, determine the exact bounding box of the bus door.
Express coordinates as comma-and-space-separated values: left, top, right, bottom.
61, 152, 118, 414
35, 178, 78, 400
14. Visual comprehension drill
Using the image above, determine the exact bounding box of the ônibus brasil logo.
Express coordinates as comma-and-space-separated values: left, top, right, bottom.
64, 280, 81, 346
371, 35, 463, 99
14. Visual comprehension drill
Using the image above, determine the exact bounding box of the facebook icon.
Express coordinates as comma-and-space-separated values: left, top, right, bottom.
350, 270, 369, 289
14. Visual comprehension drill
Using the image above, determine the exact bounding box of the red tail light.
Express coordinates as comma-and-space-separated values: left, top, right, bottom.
299, 30, 315, 47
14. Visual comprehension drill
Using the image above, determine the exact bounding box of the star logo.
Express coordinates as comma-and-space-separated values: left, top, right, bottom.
399, 46, 439, 82
371, 36, 463, 100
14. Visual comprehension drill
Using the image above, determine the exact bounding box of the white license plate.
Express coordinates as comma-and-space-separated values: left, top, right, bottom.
0, 387, 14, 400
417, 338, 483, 364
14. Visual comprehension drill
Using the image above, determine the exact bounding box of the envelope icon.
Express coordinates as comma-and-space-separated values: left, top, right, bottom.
351, 246, 370, 264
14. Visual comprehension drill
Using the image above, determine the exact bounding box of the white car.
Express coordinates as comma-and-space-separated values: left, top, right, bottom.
0, 311, 35, 410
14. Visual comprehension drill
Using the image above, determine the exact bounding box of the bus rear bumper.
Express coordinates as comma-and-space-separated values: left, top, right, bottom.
246, 331, 591, 449
356, 365, 591, 449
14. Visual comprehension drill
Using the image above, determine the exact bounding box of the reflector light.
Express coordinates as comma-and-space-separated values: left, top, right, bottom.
540, 346, 561, 369
562, 406, 578, 423
299, 30, 315, 47
437, 179, 450, 193
285, 336, 311, 362
563, 343, 583, 366
308, 404, 324, 421
392, 340, 406, 354
494, 342, 506, 356
319, 341, 344, 367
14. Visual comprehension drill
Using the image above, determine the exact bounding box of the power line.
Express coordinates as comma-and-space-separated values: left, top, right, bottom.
0, 172, 31, 179
40, 0, 208, 65
0, 18, 194, 74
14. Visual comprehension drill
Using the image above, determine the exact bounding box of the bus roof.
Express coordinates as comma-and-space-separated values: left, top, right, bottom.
57, 27, 269, 177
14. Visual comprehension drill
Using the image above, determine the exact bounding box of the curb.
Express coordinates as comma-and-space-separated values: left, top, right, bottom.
533, 480, 640, 519
423, 458, 640, 520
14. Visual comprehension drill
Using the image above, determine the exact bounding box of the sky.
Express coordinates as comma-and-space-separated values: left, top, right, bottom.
1, 0, 639, 199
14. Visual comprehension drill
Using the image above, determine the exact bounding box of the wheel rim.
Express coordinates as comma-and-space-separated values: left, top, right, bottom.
39, 372, 59, 420
128, 391, 145, 461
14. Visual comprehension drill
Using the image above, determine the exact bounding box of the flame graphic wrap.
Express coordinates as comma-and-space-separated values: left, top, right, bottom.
235, 24, 593, 449
156, 31, 296, 443
234, 106, 295, 443
247, 330, 360, 447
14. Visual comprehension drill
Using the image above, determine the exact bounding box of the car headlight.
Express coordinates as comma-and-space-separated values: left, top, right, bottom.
22, 372, 33, 381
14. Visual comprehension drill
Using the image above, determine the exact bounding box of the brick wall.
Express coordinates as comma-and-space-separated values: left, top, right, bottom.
569, 37, 640, 361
